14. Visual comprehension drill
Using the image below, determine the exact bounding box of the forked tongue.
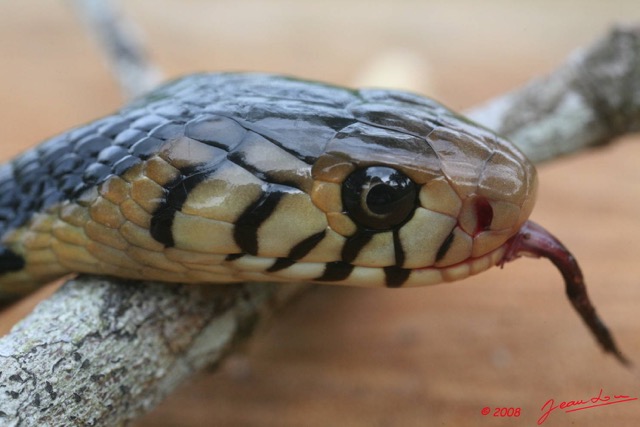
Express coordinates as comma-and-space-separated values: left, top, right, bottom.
500, 220, 629, 366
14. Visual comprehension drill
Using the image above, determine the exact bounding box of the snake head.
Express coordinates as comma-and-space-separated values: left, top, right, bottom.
310, 91, 538, 287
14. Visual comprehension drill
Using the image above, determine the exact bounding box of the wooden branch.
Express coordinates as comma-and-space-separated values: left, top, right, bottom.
0, 278, 304, 425
1, 26, 640, 426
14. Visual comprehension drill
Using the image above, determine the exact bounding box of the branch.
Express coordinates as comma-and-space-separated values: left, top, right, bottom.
1, 27, 640, 426
70, 0, 162, 98
0, 278, 296, 425
468, 25, 640, 162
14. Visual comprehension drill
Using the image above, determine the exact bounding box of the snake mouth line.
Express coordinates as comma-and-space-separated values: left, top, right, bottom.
404, 244, 507, 287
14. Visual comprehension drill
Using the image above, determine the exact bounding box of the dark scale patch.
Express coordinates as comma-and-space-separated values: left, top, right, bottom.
60, 174, 84, 196
75, 135, 112, 157
82, 163, 112, 186
129, 136, 165, 160
233, 187, 287, 255
184, 115, 247, 151
1, 89, 183, 240
112, 155, 142, 176
131, 114, 170, 132
435, 231, 455, 263
0, 248, 25, 274
149, 122, 185, 140
52, 153, 83, 176
228, 114, 354, 165
384, 266, 411, 288
316, 262, 354, 282
97, 117, 132, 137
349, 103, 439, 139
97, 146, 129, 164
114, 129, 147, 147
13, 150, 40, 177
0, 208, 13, 223
39, 136, 70, 159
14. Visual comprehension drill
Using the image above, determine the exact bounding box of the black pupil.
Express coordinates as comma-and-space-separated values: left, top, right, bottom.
342, 166, 417, 230
367, 182, 401, 214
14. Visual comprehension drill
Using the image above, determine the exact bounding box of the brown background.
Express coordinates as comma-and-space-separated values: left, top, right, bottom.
1, 1, 640, 426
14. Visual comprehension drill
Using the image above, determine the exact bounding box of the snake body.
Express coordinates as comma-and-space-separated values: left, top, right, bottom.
0, 73, 537, 298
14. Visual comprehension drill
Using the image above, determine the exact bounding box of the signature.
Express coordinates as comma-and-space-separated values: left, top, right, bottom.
538, 389, 638, 425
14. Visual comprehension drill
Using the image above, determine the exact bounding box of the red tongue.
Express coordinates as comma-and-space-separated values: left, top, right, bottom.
500, 221, 629, 366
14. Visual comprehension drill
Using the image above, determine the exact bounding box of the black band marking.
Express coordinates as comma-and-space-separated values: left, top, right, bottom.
233, 187, 286, 255
384, 266, 411, 288
267, 258, 296, 273
289, 230, 326, 260
316, 262, 354, 282
435, 231, 455, 263
267, 230, 327, 273
150, 166, 218, 247
392, 229, 405, 266
341, 230, 374, 263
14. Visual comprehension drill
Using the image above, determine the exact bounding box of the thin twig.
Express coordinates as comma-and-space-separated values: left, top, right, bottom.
71, 0, 162, 98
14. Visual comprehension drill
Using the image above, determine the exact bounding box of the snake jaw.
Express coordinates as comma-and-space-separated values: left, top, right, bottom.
499, 220, 629, 366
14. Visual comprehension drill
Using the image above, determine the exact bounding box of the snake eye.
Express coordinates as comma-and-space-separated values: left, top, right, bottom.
342, 166, 418, 230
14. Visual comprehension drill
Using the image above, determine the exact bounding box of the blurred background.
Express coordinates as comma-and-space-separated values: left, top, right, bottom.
1, 1, 640, 426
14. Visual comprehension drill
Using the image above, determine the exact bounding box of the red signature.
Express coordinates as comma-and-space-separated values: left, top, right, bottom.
538, 389, 638, 425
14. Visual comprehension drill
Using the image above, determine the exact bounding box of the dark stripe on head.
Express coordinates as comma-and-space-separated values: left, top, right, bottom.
226, 132, 310, 191
233, 187, 286, 255
435, 231, 455, 263
267, 230, 327, 273
289, 230, 326, 260
341, 230, 374, 263
150, 166, 218, 247
384, 266, 411, 288
316, 262, 354, 282
392, 230, 405, 266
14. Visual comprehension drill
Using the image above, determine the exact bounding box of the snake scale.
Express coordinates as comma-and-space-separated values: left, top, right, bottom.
0, 73, 627, 363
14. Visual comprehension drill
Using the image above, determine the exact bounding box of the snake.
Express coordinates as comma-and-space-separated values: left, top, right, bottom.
0, 73, 627, 363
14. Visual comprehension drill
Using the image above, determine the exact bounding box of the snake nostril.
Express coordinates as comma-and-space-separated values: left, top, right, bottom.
474, 197, 493, 233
